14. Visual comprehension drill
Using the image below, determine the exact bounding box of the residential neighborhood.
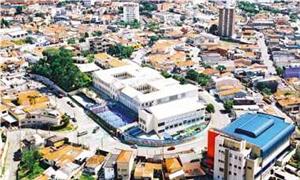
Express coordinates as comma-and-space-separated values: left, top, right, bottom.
0, 0, 299, 180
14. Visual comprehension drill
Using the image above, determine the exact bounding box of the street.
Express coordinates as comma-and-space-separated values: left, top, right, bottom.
257, 33, 277, 76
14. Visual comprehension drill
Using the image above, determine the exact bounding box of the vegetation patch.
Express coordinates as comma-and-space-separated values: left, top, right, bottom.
31, 48, 92, 92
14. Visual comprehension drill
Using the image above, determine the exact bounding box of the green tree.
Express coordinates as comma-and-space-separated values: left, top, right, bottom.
208, 24, 218, 35
15, 6, 23, 15
87, 54, 95, 63
108, 44, 134, 59
295, 145, 300, 161
20, 148, 41, 172
147, 21, 160, 32
129, 19, 140, 29
186, 69, 199, 81
262, 88, 272, 96
216, 65, 226, 73
206, 103, 215, 113
67, 38, 76, 44
79, 37, 86, 43
92, 31, 102, 37
148, 35, 159, 46
0, 19, 10, 28
224, 100, 234, 113
276, 66, 284, 76
186, 70, 211, 86
25, 36, 35, 44
161, 71, 171, 78
140, 1, 157, 12
31, 48, 92, 91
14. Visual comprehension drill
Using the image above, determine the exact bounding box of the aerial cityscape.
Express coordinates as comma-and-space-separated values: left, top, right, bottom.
0, 0, 299, 179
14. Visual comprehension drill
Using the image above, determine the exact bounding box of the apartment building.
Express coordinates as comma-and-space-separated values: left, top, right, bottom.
210, 113, 294, 180
218, 5, 235, 37
123, 2, 139, 22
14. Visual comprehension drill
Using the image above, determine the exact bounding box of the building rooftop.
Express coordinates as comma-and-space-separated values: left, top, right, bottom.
222, 113, 294, 157
144, 98, 204, 120
116, 150, 133, 163
85, 155, 105, 168
134, 162, 162, 179
40, 145, 83, 167
165, 158, 182, 173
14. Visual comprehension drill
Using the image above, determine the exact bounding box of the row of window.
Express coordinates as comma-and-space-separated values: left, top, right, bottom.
165, 117, 202, 130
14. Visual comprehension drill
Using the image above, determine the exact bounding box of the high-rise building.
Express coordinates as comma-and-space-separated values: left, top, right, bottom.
218, 1, 235, 37
208, 113, 295, 180
123, 2, 140, 22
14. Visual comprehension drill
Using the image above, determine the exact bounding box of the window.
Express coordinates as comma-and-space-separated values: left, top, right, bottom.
229, 171, 231, 175
234, 173, 237, 176
229, 163, 232, 166
219, 168, 224, 172
158, 122, 165, 127
234, 165, 237, 168
247, 167, 252, 170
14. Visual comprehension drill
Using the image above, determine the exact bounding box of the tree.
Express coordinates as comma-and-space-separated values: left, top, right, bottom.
31, 48, 92, 92
148, 35, 159, 46
276, 66, 284, 76
140, 1, 157, 12
295, 145, 300, 161
15, 6, 23, 15
208, 24, 218, 35
79, 37, 85, 43
206, 104, 215, 113
0, 19, 10, 28
224, 100, 234, 113
216, 65, 226, 73
87, 54, 95, 63
25, 36, 35, 44
186, 69, 211, 86
108, 44, 134, 59
147, 21, 160, 32
20, 148, 41, 173
129, 19, 140, 29
161, 71, 171, 78
92, 31, 102, 37
67, 38, 76, 44
186, 69, 199, 81
84, 32, 89, 38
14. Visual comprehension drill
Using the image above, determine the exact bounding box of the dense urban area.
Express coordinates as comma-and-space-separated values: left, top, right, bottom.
0, 0, 300, 179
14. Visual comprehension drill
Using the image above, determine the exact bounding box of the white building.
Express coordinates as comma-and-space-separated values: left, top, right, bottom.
83, 0, 95, 7
123, 2, 139, 22
139, 98, 205, 135
92, 65, 205, 135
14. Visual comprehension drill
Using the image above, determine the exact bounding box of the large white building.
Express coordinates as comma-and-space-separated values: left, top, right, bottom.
211, 113, 295, 180
93, 65, 205, 135
123, 2, 140, 22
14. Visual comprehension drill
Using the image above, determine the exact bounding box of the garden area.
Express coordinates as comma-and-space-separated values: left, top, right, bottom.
31, 48, 92, 92
288, 145, 300, 169
17, 148, 46, 180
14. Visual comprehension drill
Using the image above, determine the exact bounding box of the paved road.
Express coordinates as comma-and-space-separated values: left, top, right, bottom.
257, 33, 277, 76
199, 91, 231, 129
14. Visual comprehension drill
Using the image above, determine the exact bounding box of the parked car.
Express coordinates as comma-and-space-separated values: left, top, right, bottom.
130, 144, 138, 149
167, 146, 175, 151
77, 131, 88, 137
67, 101, 75, 108
92, 126, 100, 133
13, 149, 22, 161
